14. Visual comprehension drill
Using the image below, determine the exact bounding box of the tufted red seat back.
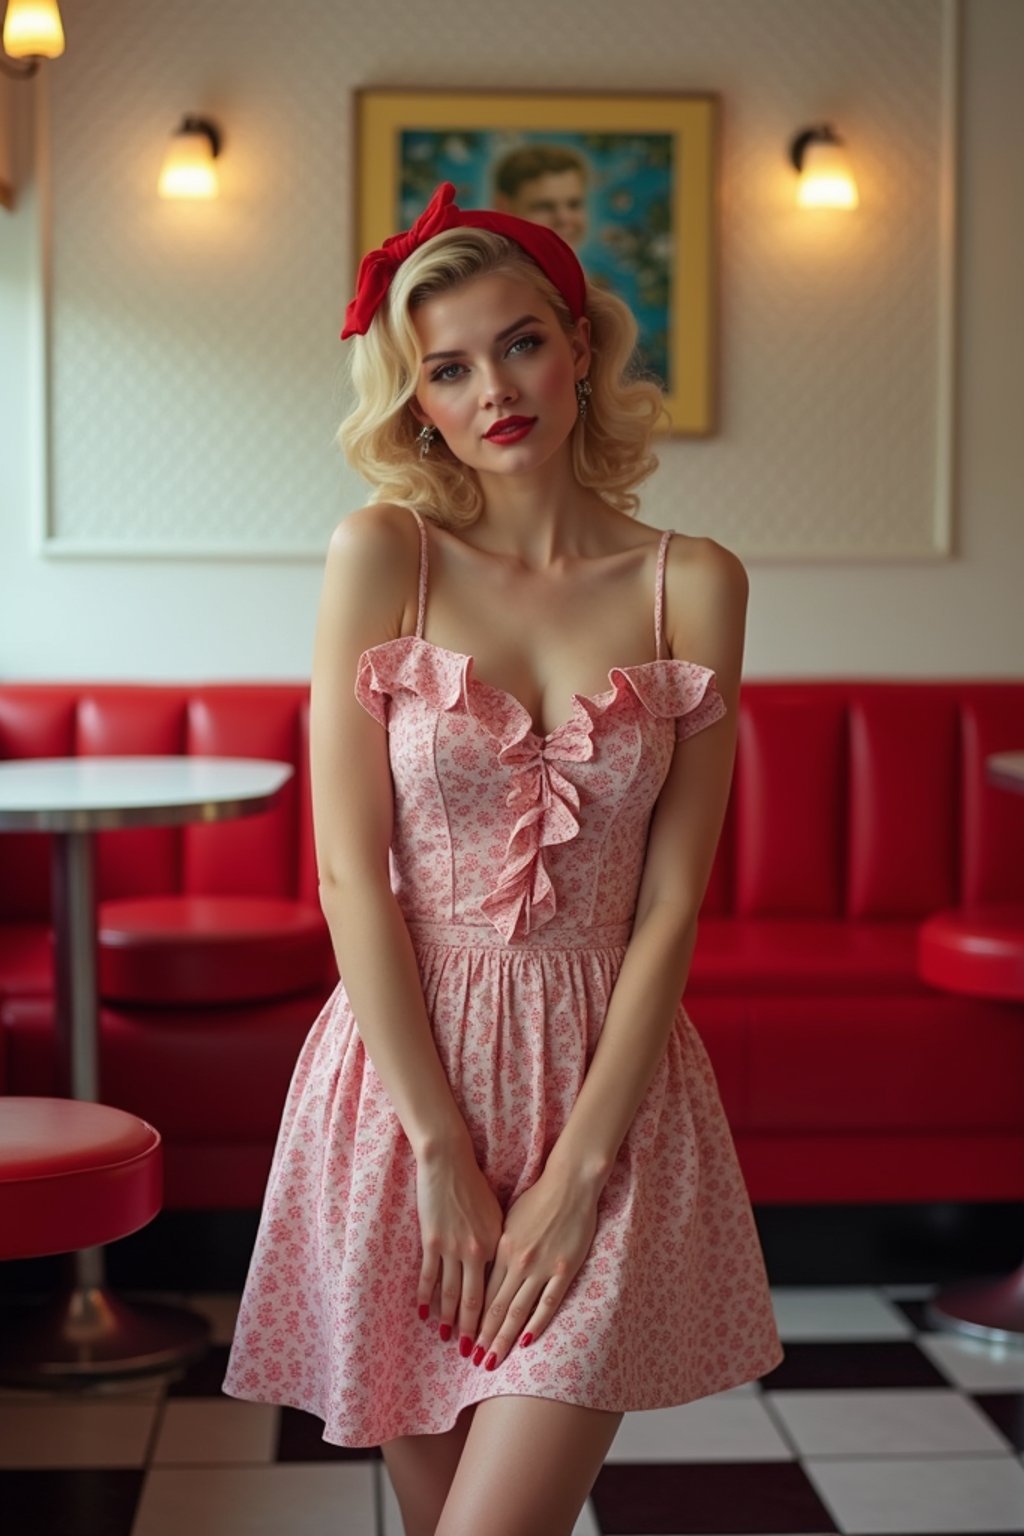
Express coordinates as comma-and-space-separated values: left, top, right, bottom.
694, 679, 1024, 920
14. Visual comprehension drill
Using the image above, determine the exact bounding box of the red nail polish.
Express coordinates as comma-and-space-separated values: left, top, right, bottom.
459, 1335, 473, 1357
472, 1344, 485, 1366
520, 1332, 533, 1348
418, 1303, 429, 1320
485, 1351, 497, 1370
439, 1322, 452, 1341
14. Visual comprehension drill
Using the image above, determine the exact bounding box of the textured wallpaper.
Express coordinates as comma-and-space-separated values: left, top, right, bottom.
44, 0, 954, 560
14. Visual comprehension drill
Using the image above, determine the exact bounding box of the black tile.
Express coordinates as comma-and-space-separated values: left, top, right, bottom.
973, 1392, 1024, 1451
763, 1339, 951, 1390
590, 1461, 837, 1535
889, 1296, 942, 1331
276, 1403, 381, 1462
164, 1341, 233, 1397
0, 1468, 144, 1536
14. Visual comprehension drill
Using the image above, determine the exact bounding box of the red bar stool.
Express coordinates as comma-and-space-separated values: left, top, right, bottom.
917, 901, 1024, 1344
0, 1096, 208, 1385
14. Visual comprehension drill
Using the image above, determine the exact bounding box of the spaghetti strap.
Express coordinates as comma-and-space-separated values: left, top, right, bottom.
654, 528, 674, 660
407, 507, 429, 639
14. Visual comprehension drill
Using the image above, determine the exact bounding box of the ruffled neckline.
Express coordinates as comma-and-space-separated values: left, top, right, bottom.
355, 634, 725, 943
357, 633, 716, 748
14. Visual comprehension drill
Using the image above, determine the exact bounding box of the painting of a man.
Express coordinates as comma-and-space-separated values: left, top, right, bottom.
491, 143, 589, 250
400, 129, 672, 388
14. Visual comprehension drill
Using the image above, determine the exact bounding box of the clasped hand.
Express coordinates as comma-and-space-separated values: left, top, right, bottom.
415, 1140, 600, 1369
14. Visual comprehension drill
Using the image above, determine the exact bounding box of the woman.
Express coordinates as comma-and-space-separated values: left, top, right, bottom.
223, 182, 783, 1536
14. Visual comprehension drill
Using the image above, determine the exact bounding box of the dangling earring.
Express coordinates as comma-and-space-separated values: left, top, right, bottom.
575, 377, 592, 420
416, 423, 438, 458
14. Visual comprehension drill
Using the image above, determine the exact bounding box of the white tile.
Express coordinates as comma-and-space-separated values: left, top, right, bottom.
0, 1397, 157, 1467
919, 1329, 1024, 1391
131, 1464, 376, 1536
151, 1398, 280, 1464
770, 1388, 1011, 1455
702, 1378, 762, 1396
185, 1292, 241, 1347
606, 1395, 793, 1462
770, 1286, 914, 1339
805, 1453, 1024, 1533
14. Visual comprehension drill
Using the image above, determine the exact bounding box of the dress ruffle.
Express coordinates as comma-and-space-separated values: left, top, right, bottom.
354, 636, 468, 729
354, 637, 726, 942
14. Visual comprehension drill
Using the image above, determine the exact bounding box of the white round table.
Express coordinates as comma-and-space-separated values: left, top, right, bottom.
0, 755, 294, 1384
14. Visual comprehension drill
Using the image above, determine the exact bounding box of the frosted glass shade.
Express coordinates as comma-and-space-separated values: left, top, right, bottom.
158, 126, 219, 200
797, 139, 859, 209
2, 0, 65, 58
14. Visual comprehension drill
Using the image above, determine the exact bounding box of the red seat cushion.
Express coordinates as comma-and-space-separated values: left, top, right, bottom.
98, 896, 332, 1006
688, 917, 925, 995
917, 902, 1024, 1001
0, 1096, 162, 1260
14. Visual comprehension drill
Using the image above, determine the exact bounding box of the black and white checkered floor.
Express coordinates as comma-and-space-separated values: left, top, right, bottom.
1, 1283, 1023, 1535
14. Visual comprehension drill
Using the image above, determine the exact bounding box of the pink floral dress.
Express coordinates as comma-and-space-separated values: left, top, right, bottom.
222, 506, 784, 1447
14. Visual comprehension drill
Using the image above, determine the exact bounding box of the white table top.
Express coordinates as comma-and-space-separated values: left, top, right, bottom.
0, 756, 295, 831
987, 751, 1024, 795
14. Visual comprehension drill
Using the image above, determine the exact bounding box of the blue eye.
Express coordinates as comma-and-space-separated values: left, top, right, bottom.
428, 334, 543, 384
430, 361, 466, 383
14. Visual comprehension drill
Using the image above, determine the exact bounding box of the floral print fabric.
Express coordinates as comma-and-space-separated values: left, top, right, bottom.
222, 510, 784, 1447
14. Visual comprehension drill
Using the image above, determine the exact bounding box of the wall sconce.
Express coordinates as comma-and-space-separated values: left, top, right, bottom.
1, 0, 65, 79
158, 115, 222, 200
789, 124, 859, 210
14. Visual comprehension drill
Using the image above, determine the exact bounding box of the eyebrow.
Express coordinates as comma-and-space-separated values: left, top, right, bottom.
421, 314, 544, 365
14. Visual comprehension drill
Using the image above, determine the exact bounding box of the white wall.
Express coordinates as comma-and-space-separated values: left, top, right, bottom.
1, 0, 1021, 681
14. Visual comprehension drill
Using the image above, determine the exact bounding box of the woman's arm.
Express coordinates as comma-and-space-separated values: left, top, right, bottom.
543, 536, 749, 1194
310, 505, 474, 1162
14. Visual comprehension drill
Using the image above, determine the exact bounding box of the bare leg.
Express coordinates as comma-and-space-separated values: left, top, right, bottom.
435, 1394, 623, 1536
380, 1402, 478, 1536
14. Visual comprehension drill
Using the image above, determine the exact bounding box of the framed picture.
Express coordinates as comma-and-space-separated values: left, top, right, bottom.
354, 89, 719, 436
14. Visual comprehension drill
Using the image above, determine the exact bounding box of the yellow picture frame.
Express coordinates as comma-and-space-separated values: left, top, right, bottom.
354, 89, 720, 437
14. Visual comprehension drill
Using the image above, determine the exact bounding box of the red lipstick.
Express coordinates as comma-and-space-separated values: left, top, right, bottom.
484, 416, 537, 444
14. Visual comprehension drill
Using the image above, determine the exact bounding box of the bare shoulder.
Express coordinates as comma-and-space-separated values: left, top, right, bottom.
326, 501, 419, 579
664, 534, 748, 674
323, 502, 422, 642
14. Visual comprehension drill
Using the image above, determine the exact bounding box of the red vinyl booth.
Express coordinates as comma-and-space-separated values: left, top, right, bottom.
1, 679, 1022, 1210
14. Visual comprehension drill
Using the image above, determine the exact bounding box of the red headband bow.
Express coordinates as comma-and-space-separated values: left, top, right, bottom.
341, 181, 587, 340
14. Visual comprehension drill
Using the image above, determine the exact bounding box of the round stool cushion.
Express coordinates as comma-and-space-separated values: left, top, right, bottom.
917, 901, 1024, 1001
0, 1097, 162, 1260
98, 895, 332, 1005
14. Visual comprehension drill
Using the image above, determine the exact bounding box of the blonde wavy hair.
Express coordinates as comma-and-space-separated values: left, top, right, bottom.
337, 227, 666, 528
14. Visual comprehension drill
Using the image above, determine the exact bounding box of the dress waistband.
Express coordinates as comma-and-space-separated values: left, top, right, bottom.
403, 917, 633, 951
